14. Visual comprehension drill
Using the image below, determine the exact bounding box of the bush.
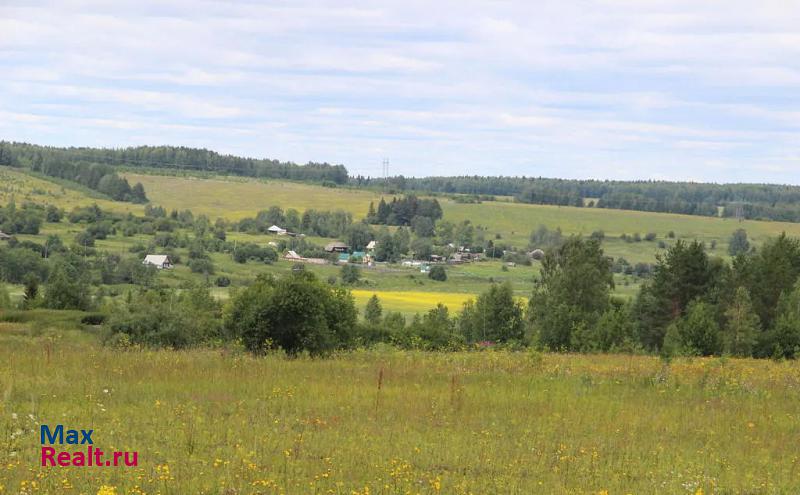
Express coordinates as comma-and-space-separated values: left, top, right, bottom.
0, 246, 49, 284
105, 286, 221, 349
428, 265, 447, 281
45, 205, 62, 223
74, 231, 95, 248
224, 272, 358, 356
188, 258, 215, 275
215, 276, 231, 287
81, 313, 107, 325
590, 230, 605, 241
663, 300, 721, 357
340, 264, 361, 285
43, 256, 92, 311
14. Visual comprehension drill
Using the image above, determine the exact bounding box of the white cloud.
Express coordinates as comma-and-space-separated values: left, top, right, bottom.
0, 0, 799, 183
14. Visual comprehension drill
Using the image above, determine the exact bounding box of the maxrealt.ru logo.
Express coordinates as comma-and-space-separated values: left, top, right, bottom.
40, 425, 138, 467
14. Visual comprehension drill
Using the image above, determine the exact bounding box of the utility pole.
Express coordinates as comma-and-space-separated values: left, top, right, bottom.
382, 158, 389, 193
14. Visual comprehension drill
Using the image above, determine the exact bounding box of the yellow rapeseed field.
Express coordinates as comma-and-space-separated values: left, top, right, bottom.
351, 290, 477, 315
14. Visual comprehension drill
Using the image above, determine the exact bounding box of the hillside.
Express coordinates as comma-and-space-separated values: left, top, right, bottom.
5, 141, 800, 222
126, 171, 800, 265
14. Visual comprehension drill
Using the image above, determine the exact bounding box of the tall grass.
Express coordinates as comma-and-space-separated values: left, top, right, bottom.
2, 328, 799, 494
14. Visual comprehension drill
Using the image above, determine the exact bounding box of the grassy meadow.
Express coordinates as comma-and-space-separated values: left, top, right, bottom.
0, 168, 142, 216
2, 325, 800, 494
123, 173, 384, 221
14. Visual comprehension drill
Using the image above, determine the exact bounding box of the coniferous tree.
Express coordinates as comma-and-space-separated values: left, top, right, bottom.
364, 294, 383, 325
728, 229, 750, 256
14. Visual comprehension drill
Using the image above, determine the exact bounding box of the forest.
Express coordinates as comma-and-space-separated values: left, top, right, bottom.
354, 175, 800, 221
0, 141, 349, 184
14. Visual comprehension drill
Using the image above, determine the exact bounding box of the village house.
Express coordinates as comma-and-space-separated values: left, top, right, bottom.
267, 225, 287, 235
142, 254, 173, 269
0, 231, 11, 241
324, 241, 349, 253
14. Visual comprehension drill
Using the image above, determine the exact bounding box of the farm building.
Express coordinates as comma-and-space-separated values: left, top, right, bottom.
324, 241, 349, 253
284, 250, 303, 261
283, 250, 329, 265
0, 231, 11, 241
142, 254, 173, 269
366, 240, 377, 251
267, 225, 287, 235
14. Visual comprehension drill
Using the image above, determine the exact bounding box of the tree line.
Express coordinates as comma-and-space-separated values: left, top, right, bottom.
0, 141, 349, 185
355, 175, 800, 222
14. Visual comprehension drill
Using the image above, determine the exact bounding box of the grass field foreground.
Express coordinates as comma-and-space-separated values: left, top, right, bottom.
1, 326, 799, 494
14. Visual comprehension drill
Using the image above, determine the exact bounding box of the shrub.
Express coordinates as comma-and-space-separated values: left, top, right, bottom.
224, 272, 358, 356
663, 300, 721, 357
428, 265, 447, 281
188, 258, 215, 275
45, 205, 62, 223
215, 276, 231, 287
105, 286, 221, 349
43, 256, 92, 311
340, 264, 361, 285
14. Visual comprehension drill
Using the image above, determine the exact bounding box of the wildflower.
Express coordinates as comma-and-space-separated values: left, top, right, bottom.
97, 486, 117, 495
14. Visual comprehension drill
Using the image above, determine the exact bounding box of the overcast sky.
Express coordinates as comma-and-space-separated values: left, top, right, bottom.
1, 1, 799, 183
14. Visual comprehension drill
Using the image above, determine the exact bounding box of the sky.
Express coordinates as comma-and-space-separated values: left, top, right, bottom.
1, 1, 799, 183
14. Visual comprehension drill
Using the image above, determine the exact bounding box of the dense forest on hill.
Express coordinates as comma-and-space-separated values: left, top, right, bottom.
0, 141, 349, 184
1, 142, 147, 203
352, 175, 800, 222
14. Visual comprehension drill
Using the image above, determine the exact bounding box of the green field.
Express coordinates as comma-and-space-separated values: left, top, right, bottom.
125, 171, 800, 265
1, 325, 799, 494
123, 173, 384, 220
0, 168, 142, 216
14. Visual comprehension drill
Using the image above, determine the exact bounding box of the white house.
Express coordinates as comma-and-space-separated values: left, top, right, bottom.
366, 240, 377, 251
142, 254, 173, 269
267, 225, 287, 235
